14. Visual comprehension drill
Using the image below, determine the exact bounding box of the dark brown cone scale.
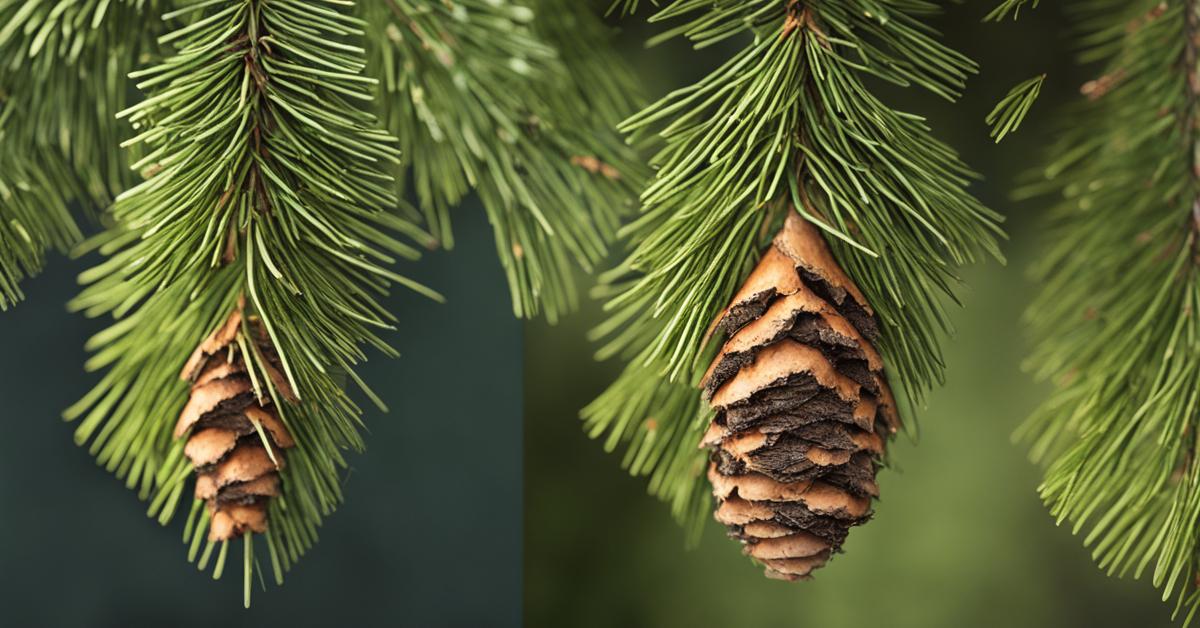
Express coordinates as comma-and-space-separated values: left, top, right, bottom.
177, 298, 296, 542
701, 212, 900, 581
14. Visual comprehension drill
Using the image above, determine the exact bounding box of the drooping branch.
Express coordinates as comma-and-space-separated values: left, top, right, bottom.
586, 0, 1003, 538
0, 0, 159, 308
362, 0, 644, 322
66, 0, 436, 601
1020, 0, 1200, 615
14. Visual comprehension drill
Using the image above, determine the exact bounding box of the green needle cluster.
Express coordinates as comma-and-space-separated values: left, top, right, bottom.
586, 0, 1004, 538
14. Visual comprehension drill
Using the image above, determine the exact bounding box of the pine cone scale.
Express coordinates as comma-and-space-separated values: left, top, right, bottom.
702, 212, 899, 581
762, 554, 831, 579
175, 378, 254, 437
180, 308, 243, 380
183, 429, 240, 467
708, 340, 861, 407
209, 503, 269, 541
744, 531, 830, 560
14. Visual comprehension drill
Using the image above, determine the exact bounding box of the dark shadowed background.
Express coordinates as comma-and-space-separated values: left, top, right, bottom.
0, 204, 521, 627
525, 4, 1180, 628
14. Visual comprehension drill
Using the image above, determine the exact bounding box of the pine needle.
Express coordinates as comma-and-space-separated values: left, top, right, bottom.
987, 74, 1046, 143
985, 0, 1042, 22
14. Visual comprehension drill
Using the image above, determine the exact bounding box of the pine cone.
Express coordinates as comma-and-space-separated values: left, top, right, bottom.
176, 299, 296, 542
700, 212, 900, 581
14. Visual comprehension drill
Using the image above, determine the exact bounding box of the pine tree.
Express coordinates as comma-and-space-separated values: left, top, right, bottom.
584, 0, 1005, 576
1018, 0, 1200, 618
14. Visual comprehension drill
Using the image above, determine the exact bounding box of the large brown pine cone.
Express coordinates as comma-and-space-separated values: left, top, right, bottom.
176, 299, 296, 542
700, 212, 900, 581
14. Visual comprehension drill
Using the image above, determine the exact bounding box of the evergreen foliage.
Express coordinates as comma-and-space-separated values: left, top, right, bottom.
65, 0, 437, 600
362, 0, 644, 322
986, 0, 1041, 22
1019, 0, 1200, 617
0, 0, 641, 603
987, 74, 1045, 143
585, 0, 1004, 537
0, 0, 158, 308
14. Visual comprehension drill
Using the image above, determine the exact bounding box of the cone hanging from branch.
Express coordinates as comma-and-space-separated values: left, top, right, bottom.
176, 298, 296, 542
700, 211, 900, 581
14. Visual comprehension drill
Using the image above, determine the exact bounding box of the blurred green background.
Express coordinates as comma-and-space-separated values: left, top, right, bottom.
525, 4, 1179, 628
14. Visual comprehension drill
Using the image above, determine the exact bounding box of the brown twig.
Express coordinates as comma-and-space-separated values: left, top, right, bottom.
782, 2, 830, 49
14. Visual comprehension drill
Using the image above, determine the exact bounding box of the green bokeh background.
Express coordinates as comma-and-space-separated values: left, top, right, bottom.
526, 4, 1178, 628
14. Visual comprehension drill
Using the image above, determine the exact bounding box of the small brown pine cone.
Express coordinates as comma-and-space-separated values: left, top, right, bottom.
176, 298, 296, 542
700, 212, 900, 581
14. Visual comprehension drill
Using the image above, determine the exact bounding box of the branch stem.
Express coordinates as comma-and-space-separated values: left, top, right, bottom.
1185, 0, 1200, 236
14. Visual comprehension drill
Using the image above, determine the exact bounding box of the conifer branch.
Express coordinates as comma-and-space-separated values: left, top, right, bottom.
586, 0, 1004, 533
0, 0, 159, 308
66, 0, 435, 601
582, 361, 713, 542
987, 74, 1045, 143
608, 0, 653, 16
0, 145, 79, 309
1020, 0, 1200, 617
362, 0, 644, 322
986, 0, 1042, 22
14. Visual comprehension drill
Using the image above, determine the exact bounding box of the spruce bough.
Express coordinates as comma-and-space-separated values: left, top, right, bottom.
1021, 0, 1200, 618
0, 0, 158, 308
584, 0, 1005, 576
0, 0, 638, 604
363, 0, 643, 322
67, 0, 436, 603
